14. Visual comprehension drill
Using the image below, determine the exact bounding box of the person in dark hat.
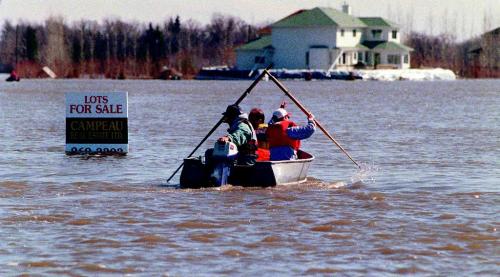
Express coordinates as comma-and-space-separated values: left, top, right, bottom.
204, 104, 257, 186
217, 104, 257, 165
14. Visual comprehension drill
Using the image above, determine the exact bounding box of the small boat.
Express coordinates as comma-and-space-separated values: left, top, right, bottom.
180, 150, 314, 189
5, 71, 20, 82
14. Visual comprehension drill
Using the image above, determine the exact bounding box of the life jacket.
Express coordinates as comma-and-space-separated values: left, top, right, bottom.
256, 148, 270, 161
266, 120, 301, 150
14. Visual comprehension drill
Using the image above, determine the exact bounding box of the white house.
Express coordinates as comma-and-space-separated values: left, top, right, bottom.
235, 4, 412, 70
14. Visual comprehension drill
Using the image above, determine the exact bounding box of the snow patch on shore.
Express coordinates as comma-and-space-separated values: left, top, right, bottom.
355, 68, 456, 81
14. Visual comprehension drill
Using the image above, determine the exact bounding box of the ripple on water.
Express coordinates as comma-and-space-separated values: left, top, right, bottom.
21, 261, 59, 268
304, 268, 340, 274
354, 192, 386, 201
467, 243, 485, 250
395, 266, 425, 274
436, 213, 457, 220
451, 232, 497, 242
0, 181, 29, 198
67, 218, 93, 226
131, 234, 170, 244
297, 218, 315, 224
269, 193, 297, 201
80, 238, 122, 248
189, 233, 219, 243
222, 250, 247, 257
415, 237, 439, 244
175, 220, 222, 229
431, 244, 464, 252
260, 235, 282, 244
311, 225, 333, 232
77, 263, 130, 274
325, 233, 352, 240
3, 214, 70, 224
375, 247, 408, 255
328, 219, 353, 226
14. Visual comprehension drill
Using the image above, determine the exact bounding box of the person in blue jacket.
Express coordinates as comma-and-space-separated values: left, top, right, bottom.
266, 108, 315, 161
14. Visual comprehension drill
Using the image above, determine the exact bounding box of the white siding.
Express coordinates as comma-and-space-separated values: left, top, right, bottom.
236, 50, 263, 70
272, 26, 337, 69
388, 29, 400, 42
309, 48, 330, 70
336, 27, 363, 47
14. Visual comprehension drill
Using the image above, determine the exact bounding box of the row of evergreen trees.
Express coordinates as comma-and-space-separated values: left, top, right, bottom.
0, 15, 259, 78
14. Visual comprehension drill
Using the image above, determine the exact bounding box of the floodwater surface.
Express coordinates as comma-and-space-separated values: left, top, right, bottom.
0, 79, 499, 275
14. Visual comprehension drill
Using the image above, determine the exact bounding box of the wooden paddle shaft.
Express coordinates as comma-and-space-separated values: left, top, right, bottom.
167, 65, 272, 182
264, 70, 361, 169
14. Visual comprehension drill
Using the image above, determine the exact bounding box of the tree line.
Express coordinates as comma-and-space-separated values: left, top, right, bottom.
0, 15, 259, 78
406, 30, 499, 78
0, 15, 497, 78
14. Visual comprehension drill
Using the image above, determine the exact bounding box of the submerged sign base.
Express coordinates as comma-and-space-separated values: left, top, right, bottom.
66, 92, 128, 155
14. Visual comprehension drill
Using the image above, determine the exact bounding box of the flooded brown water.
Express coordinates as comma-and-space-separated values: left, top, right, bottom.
0, 79, 499, 275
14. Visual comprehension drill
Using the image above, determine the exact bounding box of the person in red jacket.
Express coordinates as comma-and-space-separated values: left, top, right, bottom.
266, 108, 315, 161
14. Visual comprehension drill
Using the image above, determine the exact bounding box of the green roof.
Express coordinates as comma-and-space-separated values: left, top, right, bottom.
272, 7, 366, 28
362, 41, 413, 52
355, 43, 370, 50
235, 35, 272, 51
359, 17, 398, 27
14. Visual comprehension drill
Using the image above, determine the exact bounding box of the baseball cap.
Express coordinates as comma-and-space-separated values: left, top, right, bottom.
272, 108, 288, 120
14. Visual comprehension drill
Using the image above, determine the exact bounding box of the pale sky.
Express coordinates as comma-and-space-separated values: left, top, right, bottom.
0, 0, 499, 40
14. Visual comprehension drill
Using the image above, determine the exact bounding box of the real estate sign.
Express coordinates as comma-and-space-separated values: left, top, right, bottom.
65, 92, 128, 154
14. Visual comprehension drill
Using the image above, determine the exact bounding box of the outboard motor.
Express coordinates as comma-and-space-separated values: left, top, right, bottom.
210, 141, 238, 186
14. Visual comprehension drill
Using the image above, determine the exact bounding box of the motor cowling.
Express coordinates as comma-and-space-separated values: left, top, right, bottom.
212, 141, 238, 160
210, 141, 238, 186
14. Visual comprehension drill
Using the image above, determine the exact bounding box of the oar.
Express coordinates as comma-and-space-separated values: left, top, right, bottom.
264, 69, 361, 169
166, 65, 272, 183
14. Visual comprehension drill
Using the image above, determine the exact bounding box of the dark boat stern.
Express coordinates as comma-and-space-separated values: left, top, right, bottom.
179, 157, 212, 189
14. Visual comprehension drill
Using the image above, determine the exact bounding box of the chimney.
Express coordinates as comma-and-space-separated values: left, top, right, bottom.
342, 2, 351, 15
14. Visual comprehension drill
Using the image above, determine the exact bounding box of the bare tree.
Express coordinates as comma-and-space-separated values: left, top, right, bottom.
44, 16, 69, 76
0, 13, 263, 78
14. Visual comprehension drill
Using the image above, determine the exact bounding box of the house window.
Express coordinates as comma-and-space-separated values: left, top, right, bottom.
354, 52, 357, 59
342, 53, 346, 64
353, 29, 357, 37
371, 29, 382, 39
404, 54, 409, 63
392, 30, 397, 39
341, 29, 345, 37
254, 56, 265, 64
387, 54, 400, 64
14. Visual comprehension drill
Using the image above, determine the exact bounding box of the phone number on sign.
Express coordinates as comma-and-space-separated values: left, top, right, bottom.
70, 147, 124, 154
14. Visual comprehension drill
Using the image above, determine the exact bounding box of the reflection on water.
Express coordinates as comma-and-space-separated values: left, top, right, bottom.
0, 79, 499, 275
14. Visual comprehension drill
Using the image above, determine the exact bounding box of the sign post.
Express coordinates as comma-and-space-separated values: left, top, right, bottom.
65, 92, 128, 154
